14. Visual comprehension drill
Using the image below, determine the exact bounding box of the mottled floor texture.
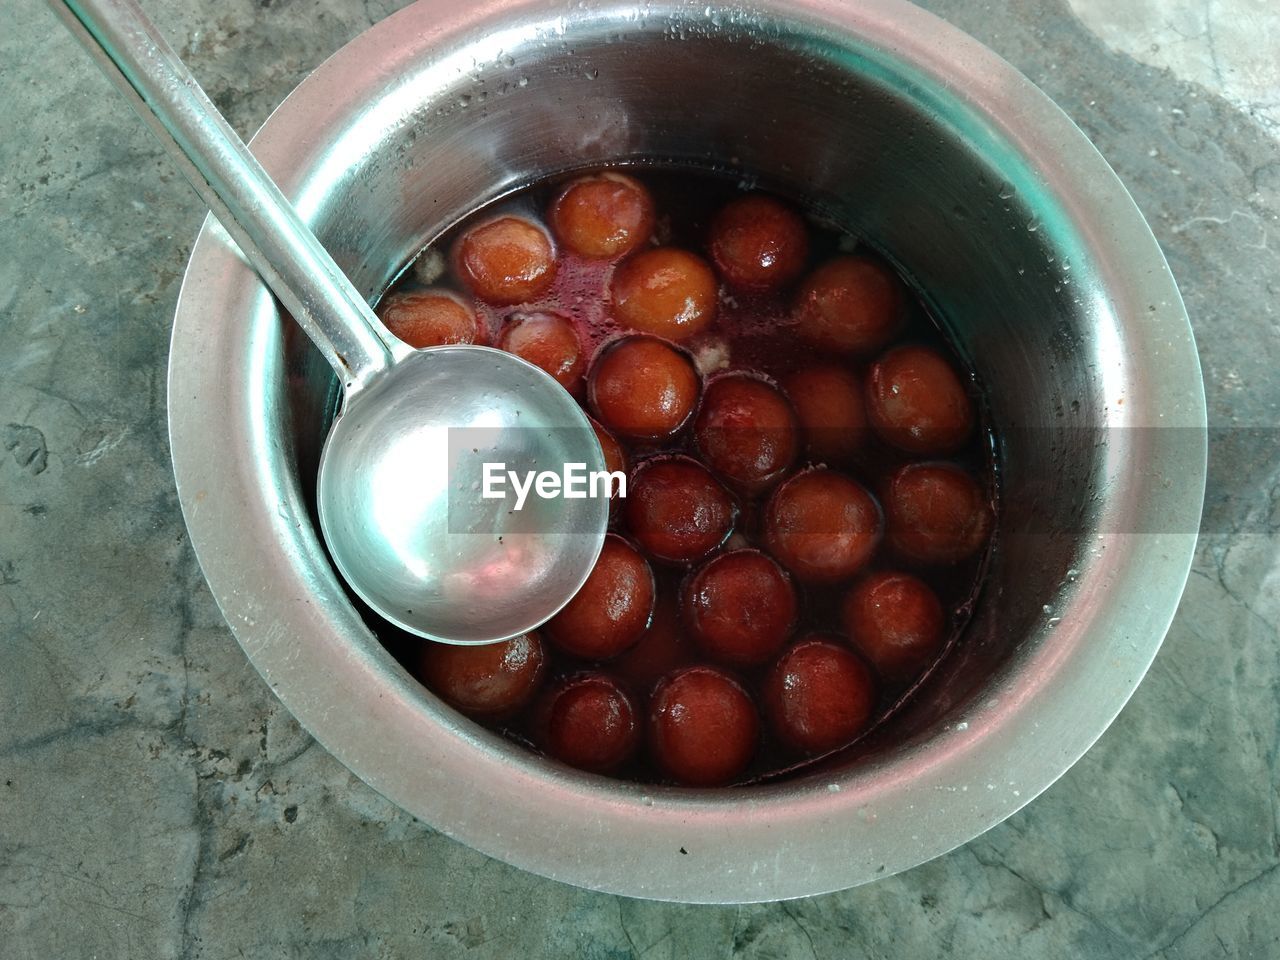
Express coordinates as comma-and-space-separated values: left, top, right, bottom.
2, 0, 1277, 957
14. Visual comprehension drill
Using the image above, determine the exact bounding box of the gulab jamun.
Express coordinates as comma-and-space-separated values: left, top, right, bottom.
649, 666, 759, 785
419, 632, 546, 718
763, 638, 877, 755
783, 364, 869, 463
549, 172, 655, 259
684, 550, 797, 667
610, 248, 718, 340
842, 571, 945, 683
708, 193, 810, 290
613, 594, 691, 692
884, 462, 992, 565
377, 289, 483, 348
588, 335, 701, 442
763, 469, 882, 582
456, 215, 557, 305
625, 457, 736, 564
793, 255, 905, 354
386, 168, 999, 788
693, 374, 799, 492
497, 310, 585, 392
545, 535, 655, 660
866, 345, 975, 454
539, 673, 640, 772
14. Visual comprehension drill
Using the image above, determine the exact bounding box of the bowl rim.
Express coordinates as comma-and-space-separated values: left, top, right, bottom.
168, 0, 1206, 903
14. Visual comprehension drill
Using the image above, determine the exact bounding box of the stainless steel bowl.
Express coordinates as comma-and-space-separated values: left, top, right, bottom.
169, 0, 1206, 902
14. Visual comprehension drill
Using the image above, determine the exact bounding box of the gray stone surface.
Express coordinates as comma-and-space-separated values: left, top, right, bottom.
1, 0, 1276, 956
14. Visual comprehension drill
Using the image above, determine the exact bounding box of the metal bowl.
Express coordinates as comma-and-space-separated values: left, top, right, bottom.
169, 0, 1206, 902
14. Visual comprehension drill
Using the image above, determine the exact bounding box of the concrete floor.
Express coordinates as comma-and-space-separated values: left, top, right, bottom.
2, 0, 1278, 957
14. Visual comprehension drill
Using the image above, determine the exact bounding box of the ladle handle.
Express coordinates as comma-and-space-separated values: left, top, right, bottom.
50, 0, 401, 392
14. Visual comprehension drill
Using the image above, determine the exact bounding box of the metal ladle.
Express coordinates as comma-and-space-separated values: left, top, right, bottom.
51, 0, 609, 644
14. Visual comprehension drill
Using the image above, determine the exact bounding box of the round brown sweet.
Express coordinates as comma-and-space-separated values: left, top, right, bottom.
540, 673, 640, 772
613, 594, 691, 692
763, 469, 882, 583
588, 335, 700, 442
649, 666, 759, 785
884, 462, 992, 565
610, 248, 718, 340
497, 311, 585, 392
693, 374, 799, 492
545, 535, 655, 660
625, 457, 735, 564
783, 364, 868, 463
842, 571, 945, 682
763, 638, 877, 755
792, 255, 905, 354
684, 550, 797, 667
549, 172, 655, 259
377, 289, 483, 348
456, 216, 557, 305
708, 194, 810, 290
419, 632, 546, 718
866, 345, 975, 455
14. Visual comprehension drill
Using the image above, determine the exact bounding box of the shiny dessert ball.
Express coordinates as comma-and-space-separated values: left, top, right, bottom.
377, 289, 483, 348
456, 215, 557, 305
783, 364, 869, 463
419, 632, 546, 718
792, 255, 905, 354
693, 373, 800, 492
842, 571, 945, 683
497, 310, 585, 392
763, 637, 877, 754
883, 462, 992, 565
866, 345, 975, 454
588, 335, 701, 441
549, 172, 656, 258
649, 666, 759, 785
540, 673, 640, 772
625, 457, 736, 564
708, 193, 810, 290
684, 549, 797, 667
763, 469, 882, 582
545, 534, 655, 660
610, 248, 718, 340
